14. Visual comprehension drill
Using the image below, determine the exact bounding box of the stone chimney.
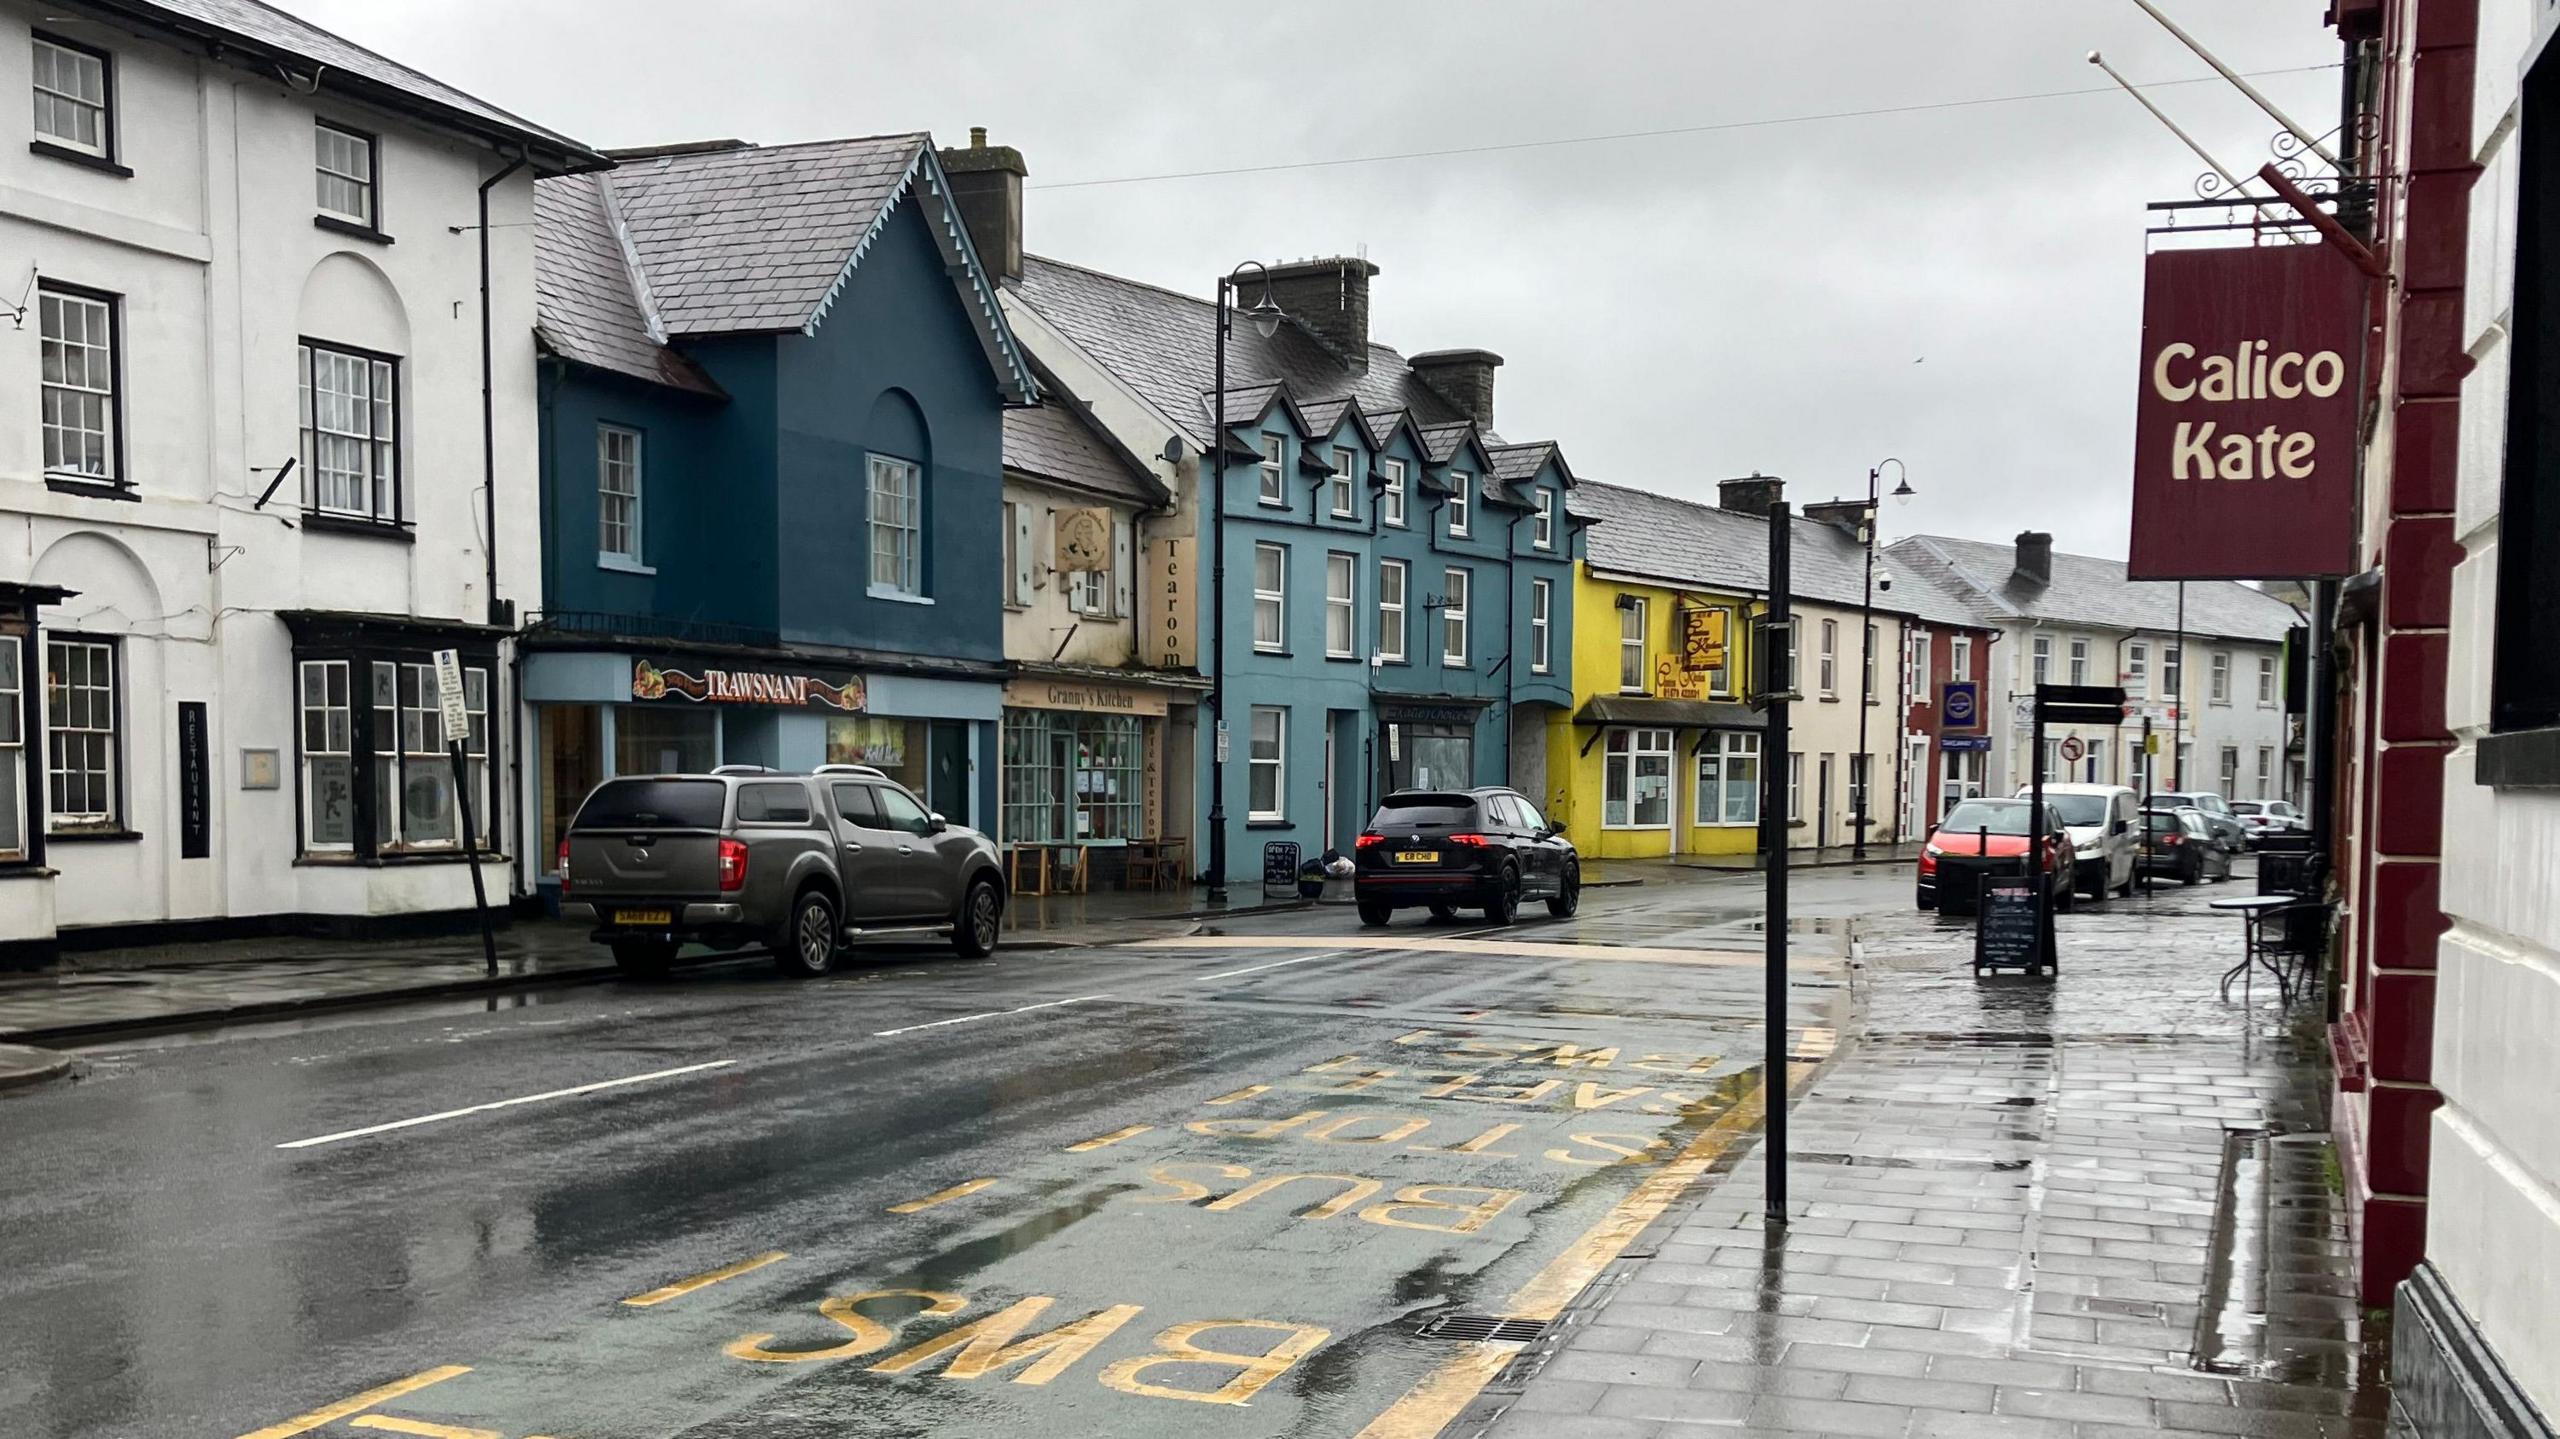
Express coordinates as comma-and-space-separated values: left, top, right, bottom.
1262, 257, 1379, 370
1717, 474, 1785, 518
1800, 499, 1871, 539
936, 126, 1026, 285
1410, 349, 1503, 428
2013, 530, 2054, 586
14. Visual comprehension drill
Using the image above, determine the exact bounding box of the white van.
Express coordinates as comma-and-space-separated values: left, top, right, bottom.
2013, 783, 2139, 901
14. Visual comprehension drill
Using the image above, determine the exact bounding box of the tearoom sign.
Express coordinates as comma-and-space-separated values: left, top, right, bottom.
2127, 243, 2365, 581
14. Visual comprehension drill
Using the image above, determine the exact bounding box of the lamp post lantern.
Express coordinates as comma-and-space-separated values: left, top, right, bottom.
1204, 261, 1281, 906
1853, 458, 1915, 862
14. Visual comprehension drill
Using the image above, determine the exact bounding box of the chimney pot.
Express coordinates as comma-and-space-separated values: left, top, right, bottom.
936, 129, 1027, 285
2013, 531, 2054, 585
970, 125, 987, 148
1259, 256, 1380, 373
1717, 474, 1785, 518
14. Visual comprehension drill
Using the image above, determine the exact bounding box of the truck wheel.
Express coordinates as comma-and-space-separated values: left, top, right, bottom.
611, 939, 676, 979
1357, 899, 1393, 927
952, 877, 1002, 958
775, 888, 839, 977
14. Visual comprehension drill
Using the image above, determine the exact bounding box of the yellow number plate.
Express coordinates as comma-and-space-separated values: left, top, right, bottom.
1394, 851, 1439, 864
616, 908, 674, 926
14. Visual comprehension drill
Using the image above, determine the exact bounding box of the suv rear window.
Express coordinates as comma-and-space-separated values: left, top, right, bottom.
737, 782, 813, 824
573, 778, 726, 830
1372, 794, 1476, 828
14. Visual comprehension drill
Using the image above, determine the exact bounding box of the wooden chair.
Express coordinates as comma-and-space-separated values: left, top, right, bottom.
1052, 844, 1091, 895
1006, 844, 1053, 897
1122, 838, 1183, 892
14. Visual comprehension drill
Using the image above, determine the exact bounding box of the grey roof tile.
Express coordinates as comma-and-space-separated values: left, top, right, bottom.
532, 174, 721, 395
1885, 535, 2301, 643
1005, 396, 1166, 507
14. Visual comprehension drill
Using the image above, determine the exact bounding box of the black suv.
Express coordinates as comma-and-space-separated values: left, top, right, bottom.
1354, 787, 1581, 927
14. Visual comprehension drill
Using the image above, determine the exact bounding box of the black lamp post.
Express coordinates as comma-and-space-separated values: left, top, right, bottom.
1204, 261, 1283, 906
1853, 458, 1917, 862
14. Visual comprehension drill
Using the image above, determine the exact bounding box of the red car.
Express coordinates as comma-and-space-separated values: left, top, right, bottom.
1917, 798, 2073, 915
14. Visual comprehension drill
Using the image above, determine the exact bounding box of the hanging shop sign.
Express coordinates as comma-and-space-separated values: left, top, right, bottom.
630, 659, 865, 712
1679, 606, 1729, 673
1942, 681, 1981, 731
1055, 508, 1113, 572
2128, 243, 2364, 581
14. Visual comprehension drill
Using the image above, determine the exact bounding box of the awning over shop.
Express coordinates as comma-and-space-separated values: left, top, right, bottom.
1572, 696, 1765, 730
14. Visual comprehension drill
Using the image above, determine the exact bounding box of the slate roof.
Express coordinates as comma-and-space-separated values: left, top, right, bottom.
1012, 254, 1474, 445
1887, 535, 2302, 643
128, 0, 601, 167
1005, 395, 1167, 507
534, 135, 1035, 402
1573, 481, 1989, 630
533, 174, 720, 396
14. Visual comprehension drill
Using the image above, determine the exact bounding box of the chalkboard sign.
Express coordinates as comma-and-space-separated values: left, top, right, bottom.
1262, 840, 1302, 899
1974, 878, 2047, 973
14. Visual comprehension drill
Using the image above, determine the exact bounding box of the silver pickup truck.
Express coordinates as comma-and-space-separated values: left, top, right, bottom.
560, 766, 1006, 977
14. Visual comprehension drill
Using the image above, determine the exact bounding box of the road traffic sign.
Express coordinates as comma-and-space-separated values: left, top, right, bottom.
2059, 735, 2085, 764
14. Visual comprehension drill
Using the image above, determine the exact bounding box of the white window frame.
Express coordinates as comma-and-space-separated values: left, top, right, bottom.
1787, 751, 1804, 818
2126, 641, 2149, 692
1619, 598, 1648, 693
868, 453, 923, 597
2031, 634, 2052, 687
1248, 706, 1287, 821
300, 340, 399, 521
1533, 489, 1556, 550
1819, 619, 1838, 697
299, 659, 353, 853
1908, 631, 1931, 704
2257, 745, 2275, 797
1441, 566, 1470, 667
2210, 650, 2231, 704
1864, 622, 1878, 702
46, 636, 119, 829
1447, 477, 1472, 537
1694, 730, 1761, 827
2257, 655, 2277, 707
1849, 752, 1872, 820
1530, 579, 1553, 674
2219, 745, 2240, 797
1940, 747, 1986, 816
1602, 727, 1674, 830
1069, 561, 1111, 618
31, 34, 112, 159
1329, 446, 1357, 519
597, 424, 644, 567
1381, 457, 1408, 527
0, 638, 19, 859
2068, 635, 2090, 686
1324, 552, 1358, 658
1378, 559, 1408, 662
1253, 542, 1286, 652
2165, 643, 2184, 701
314, 119, 377, 228
40, 284, 119, 487
1951, 634, 1973, 683
1258, 434, 1286, 506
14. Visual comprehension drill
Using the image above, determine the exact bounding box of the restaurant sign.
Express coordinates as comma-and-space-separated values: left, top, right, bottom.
1001, 677, 1172, 717
1679, 606, 1728, 673
2128, 243, 2365, 581
631, 659, 865, 712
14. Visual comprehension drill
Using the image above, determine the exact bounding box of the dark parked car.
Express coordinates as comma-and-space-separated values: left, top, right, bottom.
560, 768, 1006, 977
1355, 788, 1579, 927
2151, 791, 2247, 856
1918, 797, 2072, 915
2141, 807, 2232, 885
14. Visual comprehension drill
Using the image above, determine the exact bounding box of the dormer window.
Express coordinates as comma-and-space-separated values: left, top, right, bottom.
1257, 434, 1285, 506
1447, 476, 1472, 538
1329, 446, 1357, 519
1533, 489, 1556, 550
1381, 458, 1408, 527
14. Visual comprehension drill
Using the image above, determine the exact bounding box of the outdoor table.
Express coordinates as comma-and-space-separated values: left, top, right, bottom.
2209, 894, 2296, 1006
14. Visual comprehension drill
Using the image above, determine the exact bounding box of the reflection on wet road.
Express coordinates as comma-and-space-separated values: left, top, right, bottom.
0, 877, 1843, 1438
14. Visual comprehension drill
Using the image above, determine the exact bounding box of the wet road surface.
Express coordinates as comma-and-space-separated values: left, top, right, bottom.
0, 876, 1848, 1438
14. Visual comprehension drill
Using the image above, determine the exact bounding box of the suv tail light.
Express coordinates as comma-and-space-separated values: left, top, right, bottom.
556, 838, 571, 894
2160, 831, 2183, 846
718, 838, 749, 892
1447, 833, 1491, 847
1355, 832, 1385, 849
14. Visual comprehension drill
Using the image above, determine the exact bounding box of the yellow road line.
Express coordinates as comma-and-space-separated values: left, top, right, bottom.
620, 1250, 790, 1308
886, 1178, 995, 1214
1206, 1084, 1269, 1105
234, 1366, 472, 1439
1355, 1056, 1822, 1437
1133, 934, 1835, 970
1065, 1125, 1152, 1152
348, 1418, 500, 1439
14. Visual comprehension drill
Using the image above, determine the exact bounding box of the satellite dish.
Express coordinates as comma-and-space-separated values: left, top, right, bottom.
1161, 435, 1188, 466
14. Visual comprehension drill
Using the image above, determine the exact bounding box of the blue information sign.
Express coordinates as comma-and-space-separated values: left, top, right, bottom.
1942, 681, 1980, 730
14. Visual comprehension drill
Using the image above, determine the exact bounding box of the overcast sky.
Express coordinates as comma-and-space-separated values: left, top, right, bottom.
295, 0, 2343, 560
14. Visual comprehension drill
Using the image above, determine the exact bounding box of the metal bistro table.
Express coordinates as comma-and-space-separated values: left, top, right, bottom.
2208, 894, 2297, 1005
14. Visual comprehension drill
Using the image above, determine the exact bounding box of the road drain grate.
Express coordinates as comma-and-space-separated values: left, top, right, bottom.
1415, 1313, 1547, 1344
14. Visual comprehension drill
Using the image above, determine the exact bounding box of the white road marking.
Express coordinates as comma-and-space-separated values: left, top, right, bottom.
872, 993, 1111, 1038
276, 1060, 736, 1149
1193, 950, 1347, 983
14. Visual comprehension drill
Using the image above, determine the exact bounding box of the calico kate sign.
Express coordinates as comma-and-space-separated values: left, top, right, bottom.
2128, 244, 2365, 581
631, 659, 865, 712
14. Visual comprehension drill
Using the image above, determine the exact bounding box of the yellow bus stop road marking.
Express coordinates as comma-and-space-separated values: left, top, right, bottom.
887, 1178, 996, 1214
1133, 935, 1838, 971
621, 1250, 791, 1307
1354, 1058, 1821, 1439
1066, 1125, 1152, 1152
234, 1365, 471, 1439
348, 1418, 508, 1439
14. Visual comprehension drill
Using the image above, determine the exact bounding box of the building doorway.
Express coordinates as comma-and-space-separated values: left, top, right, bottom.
928, 719, 970, 826
1816, 753, 1835, 847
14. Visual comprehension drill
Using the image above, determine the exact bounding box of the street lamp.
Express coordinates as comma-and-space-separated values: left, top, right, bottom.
1853, 458, 1914, 862
1205, 261, 1280, 906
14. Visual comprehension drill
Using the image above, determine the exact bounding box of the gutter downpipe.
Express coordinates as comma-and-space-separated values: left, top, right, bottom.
481, 150, 526, 896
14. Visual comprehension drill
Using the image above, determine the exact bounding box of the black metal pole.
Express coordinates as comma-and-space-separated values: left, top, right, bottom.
450, 741, 498, 977
2141, 714, 2156, 898
1763, 500, 1793, 1227
1205, 278, 1232, 906
2173, 582, 2187, 789
1853, 471, 1876, 862
2031, 689, 2050, 971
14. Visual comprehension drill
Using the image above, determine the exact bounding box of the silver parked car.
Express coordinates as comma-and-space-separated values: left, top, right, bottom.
2150, 791, 2248, 857
560, 767, 1006, 977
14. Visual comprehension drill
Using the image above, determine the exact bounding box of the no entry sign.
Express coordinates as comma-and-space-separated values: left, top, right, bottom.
2128, 244, 2366, 581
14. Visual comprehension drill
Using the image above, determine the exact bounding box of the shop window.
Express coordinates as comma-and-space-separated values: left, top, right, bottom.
0, 638, 23, 859
1695, 731, 1760, 826
292, 642, 492, 858
46, 635, 119, 830
1003, 710, 1146, 844
1249, 706, 1286, 820
539, 704, 603, 873
825, 715, 929, 796
619, 705, 718, 775
1603, 727, 1672, 829
300, 660, 354, 850
1940, 748, 1986, 816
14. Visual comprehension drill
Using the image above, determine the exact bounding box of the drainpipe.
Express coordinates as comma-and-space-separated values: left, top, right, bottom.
479, 149, 525, 895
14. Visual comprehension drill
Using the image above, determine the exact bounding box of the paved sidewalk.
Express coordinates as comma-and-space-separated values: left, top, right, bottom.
1460, 874, 2384, 1437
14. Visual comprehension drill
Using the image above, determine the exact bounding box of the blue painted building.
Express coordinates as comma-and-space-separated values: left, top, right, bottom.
522, 133, 1035, 892
998, 244, 1583, 884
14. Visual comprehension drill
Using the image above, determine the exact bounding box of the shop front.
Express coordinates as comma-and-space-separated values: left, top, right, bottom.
1562, 695, 1767, 859
1376, 699, 1493, 798
998, 670, 1202, 887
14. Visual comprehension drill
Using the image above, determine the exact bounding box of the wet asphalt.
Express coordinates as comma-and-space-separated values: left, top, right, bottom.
0, 872, 1868, 1439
